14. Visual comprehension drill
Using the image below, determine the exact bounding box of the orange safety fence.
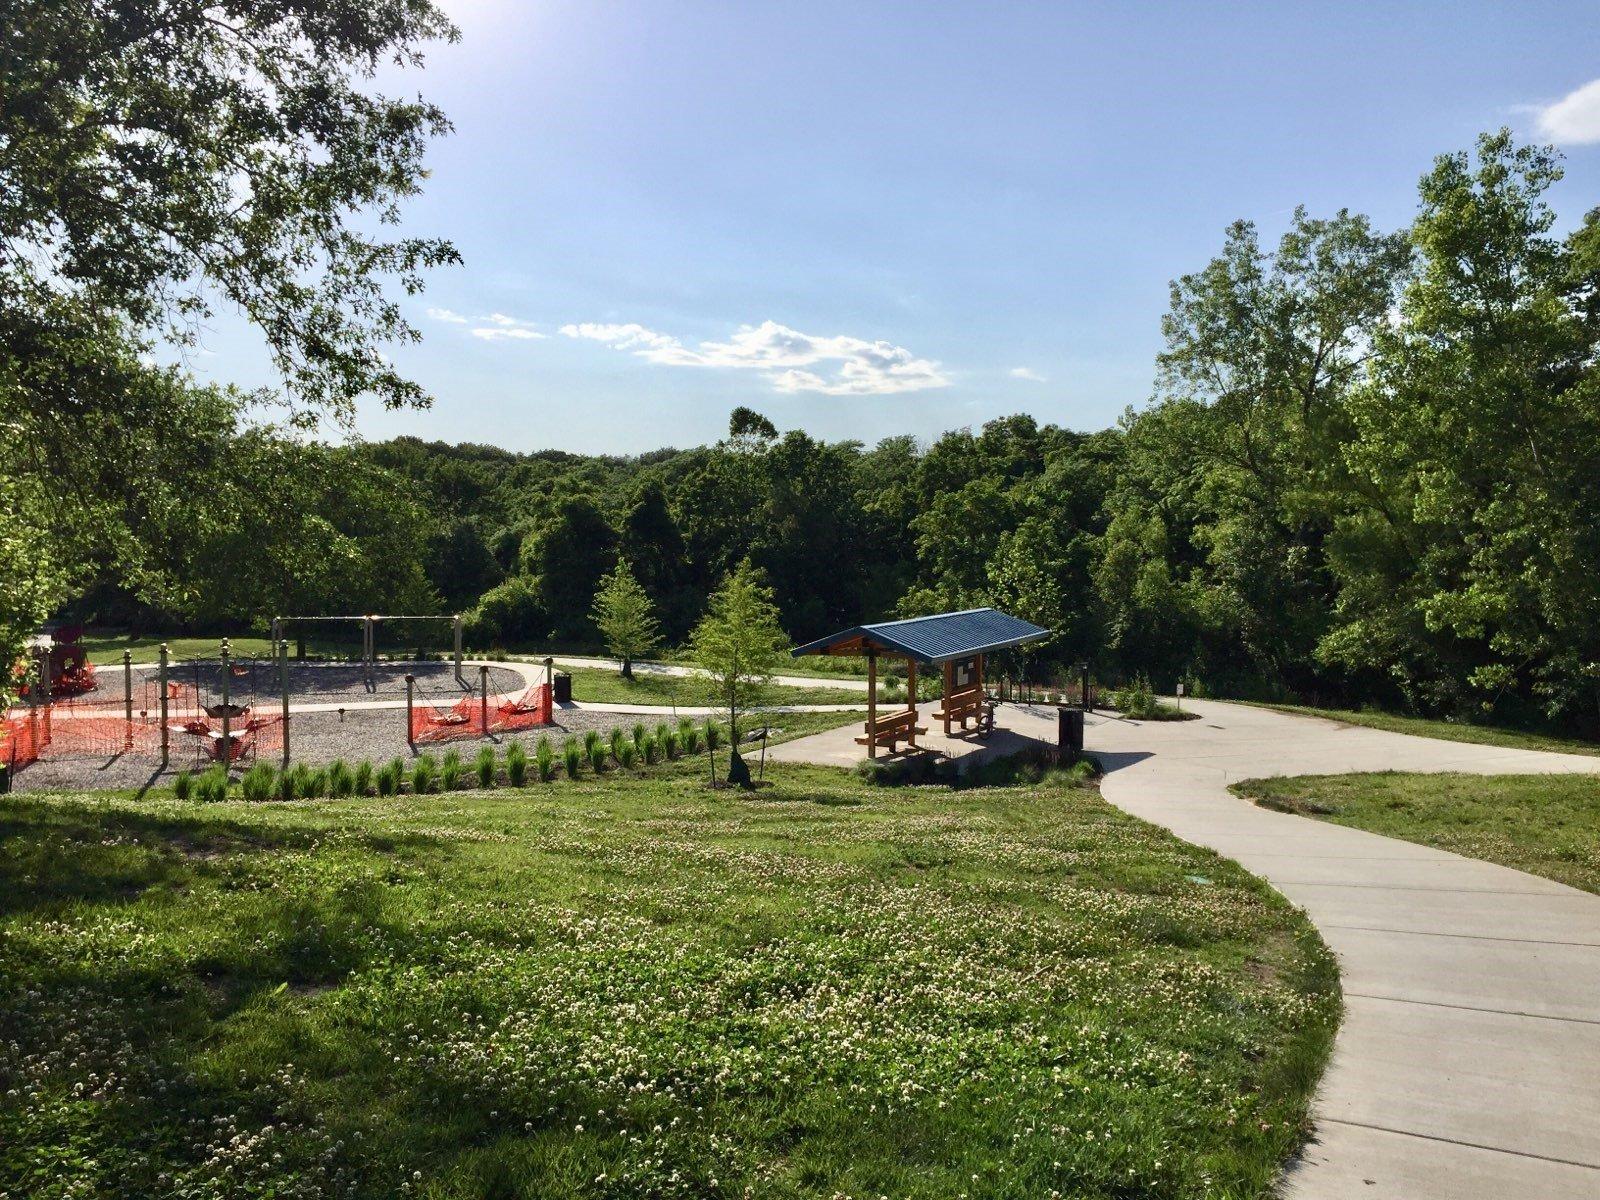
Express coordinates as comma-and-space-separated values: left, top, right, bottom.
410, 683, 552, 744
3, 706, 49, 772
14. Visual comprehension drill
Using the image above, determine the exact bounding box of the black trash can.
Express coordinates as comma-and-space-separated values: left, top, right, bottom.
552, 671, 573, 704
1057, 706, 1084, 759
0, 763, 10, 795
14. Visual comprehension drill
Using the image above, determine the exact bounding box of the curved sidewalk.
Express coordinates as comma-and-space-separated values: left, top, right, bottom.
1089, 699, 1600, 1200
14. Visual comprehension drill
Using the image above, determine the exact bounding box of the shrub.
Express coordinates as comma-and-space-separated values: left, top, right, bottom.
609, 726, 626, 762
440, 749, 463, 792
290, 762, 316, 798
306, 766, 329, 799
588, 740, 607, 773
412, 754, 438, 795
328, 760, 355, 799
562, 739, 583, 779
354, 760, 375, 796
703, 721, 721, 751
276, 768, 299, 802
631, 722, 647, 750
241, 762, 276, 802
506, 741, 529, 787
583, 728, 602, 756
662, 730, 680, 760
641, 733, 660, 765
533, 738, 553, 783
617, 741, 638, 769
172, 768, 193, 800
475, 745, 497, 788
678, 717, 699, 752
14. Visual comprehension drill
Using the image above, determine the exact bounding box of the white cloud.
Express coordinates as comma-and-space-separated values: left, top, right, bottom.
561, 318, 948, 396
426, 307, 468, 324
1534, 78, 1600, 145
1009, 366, 1047, 382
469, 312, 547, 342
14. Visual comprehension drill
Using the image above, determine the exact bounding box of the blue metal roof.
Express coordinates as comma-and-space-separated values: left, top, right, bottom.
792, 607, 1049, 665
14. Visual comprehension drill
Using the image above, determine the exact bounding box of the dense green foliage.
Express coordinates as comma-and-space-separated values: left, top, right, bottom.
1238, 772, 1600, 895
0, 757, 1336, 1198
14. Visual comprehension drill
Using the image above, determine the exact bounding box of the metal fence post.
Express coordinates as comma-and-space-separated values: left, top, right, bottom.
220, 639, 231, 768
405, 674, 415, 747
280, 639, 291, 768
159, 643, 170, 768
479, 664, 489, 737
122, 650, 133, 749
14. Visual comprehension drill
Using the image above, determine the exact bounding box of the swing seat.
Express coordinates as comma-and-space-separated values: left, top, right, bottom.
434, 713, 470, 725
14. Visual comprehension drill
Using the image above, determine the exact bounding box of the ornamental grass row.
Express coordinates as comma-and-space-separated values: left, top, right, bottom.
171, 717, 724, 802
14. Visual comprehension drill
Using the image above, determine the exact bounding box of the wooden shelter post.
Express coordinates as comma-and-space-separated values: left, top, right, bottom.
905, 658, 917, 747
866, 650, 877, 759
941, 662, 953, 736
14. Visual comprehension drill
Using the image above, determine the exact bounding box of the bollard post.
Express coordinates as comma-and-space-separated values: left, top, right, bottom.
405, 674, 415, 747
279, 640, 291, 768
159, 643, 170, 768
479, 664, 489, 737
453, 615, 464, 687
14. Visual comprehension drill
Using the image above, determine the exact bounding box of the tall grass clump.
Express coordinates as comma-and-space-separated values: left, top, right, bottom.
583, 728, 602, 757
195, 767, 229, 803
276, 767, 298, 802
532, 738, 554, 783
475, 745, 497, 788
411, 754, 438, 795
327, 760, 355, 799
354, 760, 375, 796
679, 717, 701, 754
506, 741, 529, 787
376, 758, 403, 796
641, 733, 660, 765
562, 739, 583, 779
662, 730, 680, 760
588, 740, 607, 774
241, 762, 276, 802
632, 722, 647, 751
441, 749, 463, 791
172, 768, 193, 801
617, 740, 638, 769
704, 720, 721, 751
609, 726, 626, 763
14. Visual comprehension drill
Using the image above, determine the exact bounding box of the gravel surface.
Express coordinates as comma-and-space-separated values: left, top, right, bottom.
9, 704, 677, 794
96, 660, 530, 707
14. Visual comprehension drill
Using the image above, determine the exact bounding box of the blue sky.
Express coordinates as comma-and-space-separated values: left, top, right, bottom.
189, 1, 1600, 454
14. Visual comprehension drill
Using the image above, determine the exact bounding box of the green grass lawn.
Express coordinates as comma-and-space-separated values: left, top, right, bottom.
1, 750, 1337, 1199
562, 664, 868, 708
1247, 702, 1600, 757
1236, 772, 1600, 894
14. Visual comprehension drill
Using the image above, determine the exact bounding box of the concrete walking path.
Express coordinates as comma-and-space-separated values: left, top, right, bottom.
1084, 699, 1600, 1199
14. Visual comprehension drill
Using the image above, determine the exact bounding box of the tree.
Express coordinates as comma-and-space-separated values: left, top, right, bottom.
1327, 131, 1600, 728
590, 562, 662, 678
1, 0, 460, 426
691, 561, 789, 768
0, 476, 64, 712
519, 498, 619, 643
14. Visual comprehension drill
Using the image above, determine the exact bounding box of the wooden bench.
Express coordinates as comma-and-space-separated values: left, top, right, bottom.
934, 685, 985, 730
854, 708, 927, 752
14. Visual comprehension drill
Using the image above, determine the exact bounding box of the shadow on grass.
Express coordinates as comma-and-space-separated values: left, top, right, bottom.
0, 800, 443, 916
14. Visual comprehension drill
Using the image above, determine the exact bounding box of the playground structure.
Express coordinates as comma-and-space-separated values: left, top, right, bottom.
270, 613, 467, 690
3, 636, 554, 779
407, 660, 555, 745
3, 640, 285, 775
